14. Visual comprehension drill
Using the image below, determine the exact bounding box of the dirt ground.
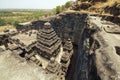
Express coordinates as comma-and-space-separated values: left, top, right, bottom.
0, 25, 14, 32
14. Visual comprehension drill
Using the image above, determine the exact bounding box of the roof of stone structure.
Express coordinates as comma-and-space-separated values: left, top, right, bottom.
8, 43, 19, 50
61, 51, 70, 62
46, 58, 61, 73
36, 22, 61, 55
63, 38, 73, 51
44, 22, 51, 29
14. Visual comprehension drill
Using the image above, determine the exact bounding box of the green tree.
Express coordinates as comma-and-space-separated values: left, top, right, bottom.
65, 1, 72, 8
55, 6, 61, 14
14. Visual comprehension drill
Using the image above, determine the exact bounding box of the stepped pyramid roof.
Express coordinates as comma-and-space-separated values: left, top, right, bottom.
63, 38, 73, 51
61, 51, 70, 63
36, 22, 61, 59
46, 57, 60, 73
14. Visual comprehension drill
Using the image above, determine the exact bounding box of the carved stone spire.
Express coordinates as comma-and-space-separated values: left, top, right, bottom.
46, 57, 60, 74
63, 38, 73, 56
36, 22, 61, 60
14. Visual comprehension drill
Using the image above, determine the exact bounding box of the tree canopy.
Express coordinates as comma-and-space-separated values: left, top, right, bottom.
55, 1, 72, 14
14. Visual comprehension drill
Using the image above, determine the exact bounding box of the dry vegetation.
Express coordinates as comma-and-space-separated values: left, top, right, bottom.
71, 0, 120, 16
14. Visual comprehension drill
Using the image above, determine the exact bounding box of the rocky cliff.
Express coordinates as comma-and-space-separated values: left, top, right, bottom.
74, 16, 120, 80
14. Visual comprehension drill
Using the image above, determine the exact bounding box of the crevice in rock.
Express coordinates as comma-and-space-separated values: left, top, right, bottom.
73, 26, 102, 80
66, 44, 78, 80
88, 53, 101, 80
88, 31, 101, 80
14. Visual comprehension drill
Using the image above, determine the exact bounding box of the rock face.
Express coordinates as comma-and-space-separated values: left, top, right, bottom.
74, 16, 120, 80
0, 34, 9, 47
51, 12, 87, 45
101, 15, 120, 26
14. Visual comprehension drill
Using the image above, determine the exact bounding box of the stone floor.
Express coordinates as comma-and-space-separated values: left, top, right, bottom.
11, 30, 37, 46
0, 50, 60, 80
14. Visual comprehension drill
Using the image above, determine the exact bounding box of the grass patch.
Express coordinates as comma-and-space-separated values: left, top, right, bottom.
0, 10, 54, 26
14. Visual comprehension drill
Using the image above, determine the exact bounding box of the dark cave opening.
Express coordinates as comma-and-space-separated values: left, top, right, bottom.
19, 49, 26, 57
115, 46, 120, 56
19, 52, 26, 57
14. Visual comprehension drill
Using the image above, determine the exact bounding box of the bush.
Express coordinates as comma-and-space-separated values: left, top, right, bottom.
61, 5, 65, 11
12, 20, 20, 26
65, 1, 72, 8
0, 18, 6, 26
54, 1, 72, 14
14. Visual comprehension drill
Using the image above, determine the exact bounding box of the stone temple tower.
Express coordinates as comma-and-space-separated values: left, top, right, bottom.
63, 38, 73, 57
36, 22, 61, 60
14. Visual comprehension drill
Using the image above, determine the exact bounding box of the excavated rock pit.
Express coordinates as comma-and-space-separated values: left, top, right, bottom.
0, 11, 120, 80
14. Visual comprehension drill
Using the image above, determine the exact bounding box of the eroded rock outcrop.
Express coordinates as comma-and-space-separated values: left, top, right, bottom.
74, 16, 120, 80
